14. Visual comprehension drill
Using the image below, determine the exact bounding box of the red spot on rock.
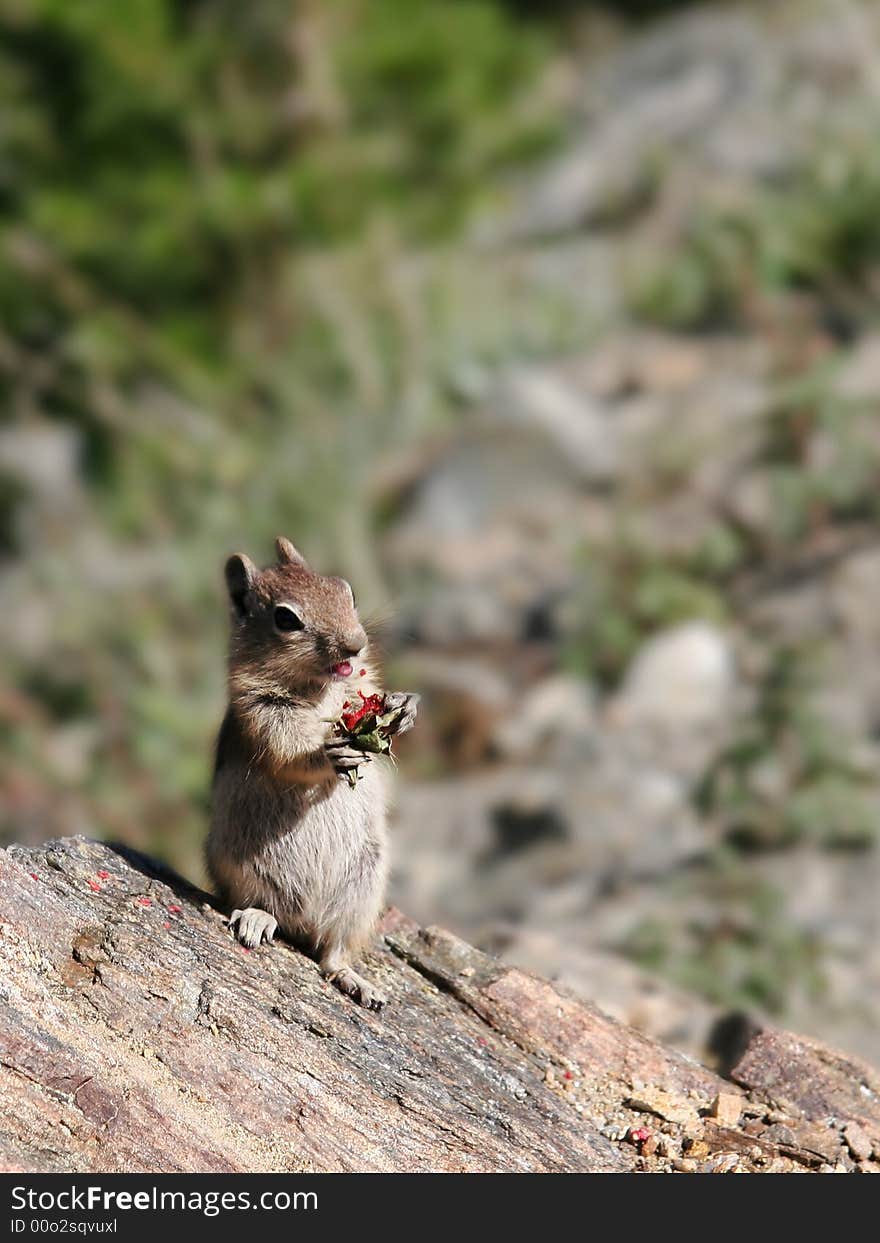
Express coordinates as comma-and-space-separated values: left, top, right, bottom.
29, 872, 39, 881
163, 921, 171, 930
359, 668, 366, 677
136, 897, 152, 907
88, 880, 101, 892
563, 1070, 574, 1081
628, 1127, 651, 1147
168, 904, 182, 915
97, 870, 110, 880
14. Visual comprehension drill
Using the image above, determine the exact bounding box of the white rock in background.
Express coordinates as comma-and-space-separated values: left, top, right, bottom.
0, 422, 81, 502
615, 620, 735, 728
832, 335, 880, 402
608, 621, 736, 781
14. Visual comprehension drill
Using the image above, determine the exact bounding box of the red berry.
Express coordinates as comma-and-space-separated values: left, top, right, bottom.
563, 1069, 574, 1081
628, 1127, 651, 1146
359, 669, 366, 677
341, 691, 385, 732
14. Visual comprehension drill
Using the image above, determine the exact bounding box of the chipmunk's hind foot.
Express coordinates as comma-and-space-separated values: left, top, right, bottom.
326, 966, 386, 1012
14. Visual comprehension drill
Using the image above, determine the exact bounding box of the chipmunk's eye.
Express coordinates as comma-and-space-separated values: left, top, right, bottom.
274, 605, 303, 633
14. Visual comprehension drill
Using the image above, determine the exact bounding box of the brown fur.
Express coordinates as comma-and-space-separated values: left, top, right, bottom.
206, 537, 416, 1011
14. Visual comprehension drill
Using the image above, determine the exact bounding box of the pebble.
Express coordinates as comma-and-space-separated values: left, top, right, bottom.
710, 1092, 743, 1128
704, 1152, 740, 1173
843, 1122, 874, 1163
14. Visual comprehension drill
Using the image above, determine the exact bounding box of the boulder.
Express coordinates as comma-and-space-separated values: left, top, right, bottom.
2, 836, 879, 1173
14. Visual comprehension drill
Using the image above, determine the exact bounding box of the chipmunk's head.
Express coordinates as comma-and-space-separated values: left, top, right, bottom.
224, 537, 367, 694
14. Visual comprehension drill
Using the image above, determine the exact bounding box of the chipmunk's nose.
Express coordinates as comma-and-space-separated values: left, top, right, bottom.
343, 627, 367, 656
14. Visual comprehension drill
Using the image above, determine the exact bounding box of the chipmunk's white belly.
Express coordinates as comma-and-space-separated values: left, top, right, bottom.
234, 762, 388, 945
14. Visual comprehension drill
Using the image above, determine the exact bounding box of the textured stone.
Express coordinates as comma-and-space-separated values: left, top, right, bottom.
1, 837, 878, 1174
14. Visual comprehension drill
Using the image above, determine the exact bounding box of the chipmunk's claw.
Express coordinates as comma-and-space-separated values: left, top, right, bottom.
229, 907, 277, 948
383, 692, 420, 736
325, 739, 371, 779
327, 967, 386, 1011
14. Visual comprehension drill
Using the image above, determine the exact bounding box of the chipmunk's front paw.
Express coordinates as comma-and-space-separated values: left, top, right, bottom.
327, 967, 386, 1012
325, 739, 372, 783
383, 692, 420, 736
229, 907, 277, 948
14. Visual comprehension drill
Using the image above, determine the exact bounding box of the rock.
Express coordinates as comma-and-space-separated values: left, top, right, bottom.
710, 1091, 743, 1128
3, 836, 878, 1173
383, 332, 770, 652
613, 621, 735, 730
384, 427, 584, 645
832, 335, 880, 402
725, 468, 776, 540
488, 792, 569, 859
494, 932, 720, 1061
625, 1085, 701, 1129
2, 837, 628, 1173
483, 130, 653, 242
492, 674, 597, 764
830, 548, 880, 646
490, 367, 619, 484
390, 755, 704, 952
484, 13, 784, 243
607, 622, 736, 780
0, 422, 82, 519
843, 1121, 874, 1164
729, 1025, 880, 1158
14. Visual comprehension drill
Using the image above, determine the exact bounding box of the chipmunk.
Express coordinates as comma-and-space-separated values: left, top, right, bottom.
206, 536, 418, 1011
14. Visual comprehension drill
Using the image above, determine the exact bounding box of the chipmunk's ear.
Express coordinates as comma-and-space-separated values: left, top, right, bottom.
225, 553, 258, 619
275, 536, 309, 568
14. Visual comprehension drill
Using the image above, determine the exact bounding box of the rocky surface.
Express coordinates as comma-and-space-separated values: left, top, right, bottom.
1, 836, 879, 1174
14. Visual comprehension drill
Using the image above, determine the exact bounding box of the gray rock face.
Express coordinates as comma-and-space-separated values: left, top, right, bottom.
3, 836, 878, 1173
385, 334, 772, 647
831, 334, 880, 402
484, 12, 800, 243
491, 367, 619, 484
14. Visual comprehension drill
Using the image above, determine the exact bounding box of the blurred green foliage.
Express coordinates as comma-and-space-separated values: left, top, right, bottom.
629, 137, 880, 332
0, 0, 555, 450
619, 855, 826, 1015
0, 0, 561, 874
565, 539, 731, 687
697, 645, 877, 851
